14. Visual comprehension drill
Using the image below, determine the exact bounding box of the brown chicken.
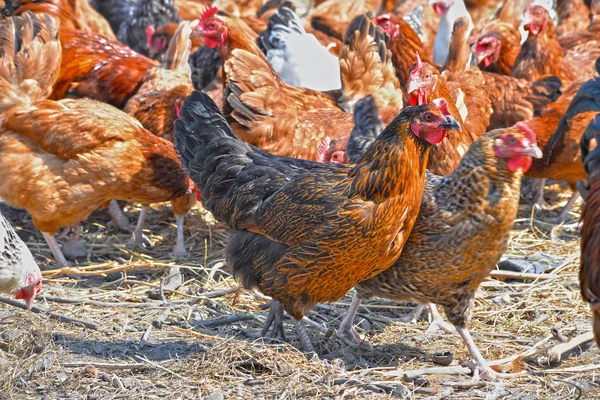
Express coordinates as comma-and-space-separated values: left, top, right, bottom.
375, 13, 434, 92
406, 18, 492, 175
558, 0, 600, 52
307, 0, 381, 42
123, 20, 197, 256
338, 115, 543, 381
473, 0, 524, 75
174, 90, 460, 354
0, 12, 194, 268
523, 75, 597, 221
579, 114, 600, 348
396, 0, 440, 58
512, 3, 600, 85
556, 0, 591, 36
196, 7, 402, 161
52, 28, 159, 108
337, 14, 403, 112
3, 0, 116, 39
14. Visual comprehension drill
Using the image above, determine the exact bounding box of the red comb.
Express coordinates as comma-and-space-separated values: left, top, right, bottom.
200, 4, 219, 24
515, 122, 537, 144
145, 25, 155, 46
432, 98, 450, 116
375, 14, 391, 23
415, 51, 422, 69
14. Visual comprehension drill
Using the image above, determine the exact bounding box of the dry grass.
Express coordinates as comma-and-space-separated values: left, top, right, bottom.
0, 179, 598, 399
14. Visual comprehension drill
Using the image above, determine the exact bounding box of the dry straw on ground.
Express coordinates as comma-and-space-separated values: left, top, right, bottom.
0, 179, 597, 399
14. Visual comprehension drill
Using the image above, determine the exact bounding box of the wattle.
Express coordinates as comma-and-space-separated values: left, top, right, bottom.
507, 155, 532, 172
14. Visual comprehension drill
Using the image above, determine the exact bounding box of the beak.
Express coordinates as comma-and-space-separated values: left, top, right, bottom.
438, 115, 461, 131
520, 144, 543, 158
406, 79, 420, 94
25, 295, 34, 310
337, 97, 355, 113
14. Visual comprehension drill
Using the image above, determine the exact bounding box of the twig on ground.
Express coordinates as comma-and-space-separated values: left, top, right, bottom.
0, 296, 99, 330
382, 366, 472, 381
547, 331, 595, 363
489, 270, 557, 281
191, 314, 255, 328
62, 362, 145, 371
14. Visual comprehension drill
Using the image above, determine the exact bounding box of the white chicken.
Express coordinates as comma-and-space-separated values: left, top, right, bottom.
0, 210, 42, 310
431, 0, 473, 65
258, 2, 341, 92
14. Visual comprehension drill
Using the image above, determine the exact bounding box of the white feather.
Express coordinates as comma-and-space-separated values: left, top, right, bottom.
432, 0, 474, 66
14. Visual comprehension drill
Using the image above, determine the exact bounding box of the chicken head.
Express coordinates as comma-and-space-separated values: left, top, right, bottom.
316, 136, 349, 164
522, 4, 549, 36
407, 53, 439, 106
473, 33, 500, 68
374, 14, 399, 39
430, 0, 455, 16
195, 5, 227, 48
493, 122, 543, 172
409, 98, 460, 144
15, 273, 42, 310
145, 25, 168, 59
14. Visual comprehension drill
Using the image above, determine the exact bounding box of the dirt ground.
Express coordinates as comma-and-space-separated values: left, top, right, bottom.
0, 179, 598, 400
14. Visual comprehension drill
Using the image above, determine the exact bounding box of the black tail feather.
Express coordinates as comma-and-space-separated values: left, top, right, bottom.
581, 115, 600, 175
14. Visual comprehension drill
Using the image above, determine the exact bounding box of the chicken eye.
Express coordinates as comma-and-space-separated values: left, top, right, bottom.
424, 114, 433, 122
508, 136, 517, 144
208, 22, 217, 29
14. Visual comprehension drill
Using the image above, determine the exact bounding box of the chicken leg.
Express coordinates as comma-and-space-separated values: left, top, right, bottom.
455, 326, 499, 381
170, 214, 188, 258
260, 300, 287, 340
424, 304, 457, 336
337, 292, 369, 345
555, 191, 580, 223
532, 179, 549, 209
108, 199, 133, 231
42, 232, 71, 268
126, 206, 150, 249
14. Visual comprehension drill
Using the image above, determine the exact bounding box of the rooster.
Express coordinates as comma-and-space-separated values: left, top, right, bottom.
258, 2, 341, 92
338, 103, 543, 380
0, 212, 42, 310
174, 90, 460, 355
580, 114, 600, 348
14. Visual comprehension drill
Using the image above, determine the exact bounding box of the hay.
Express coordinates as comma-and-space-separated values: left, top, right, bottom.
0, 182, 598, 399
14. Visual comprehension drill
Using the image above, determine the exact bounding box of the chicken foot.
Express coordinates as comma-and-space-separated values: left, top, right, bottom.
455, 326, 499, 381
126, 206, 151, 250
424, 304, 457, 336
555, 191, 580, 223
260, 300, 287, 340
397, 303, 426, 323
170, 215, 188, 259
108, 200, 133, 231
60, 223, 88, 260
337, 292, 370, 345
532, 179, 549, 209
42, 232, 72, 268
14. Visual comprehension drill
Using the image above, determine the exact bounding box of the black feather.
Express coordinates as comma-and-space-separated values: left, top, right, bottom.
347, 95, 384, 164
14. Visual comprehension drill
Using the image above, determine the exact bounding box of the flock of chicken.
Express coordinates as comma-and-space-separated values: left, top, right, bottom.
0, 0, 599, 384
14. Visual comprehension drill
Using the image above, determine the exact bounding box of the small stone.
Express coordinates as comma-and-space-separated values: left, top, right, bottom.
62, 240, 88, 259
154, 381, 168, 389
208, 392, 225, 400
432, 350, 454, 366
83, 365, 98, 378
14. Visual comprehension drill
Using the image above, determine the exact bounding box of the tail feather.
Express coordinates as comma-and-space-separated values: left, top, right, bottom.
162, 20, 192, 73
0, 11, 61, 113
548, 77, 600, 160
347, 95, 384, 164
527, 76, 562, 116
174, 91, 320, 228
189, 45, 221, 90
444, 16, 473, 74
258, 1, 303, 53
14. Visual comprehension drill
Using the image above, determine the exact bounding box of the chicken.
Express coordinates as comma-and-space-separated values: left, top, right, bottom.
483, 74, 563, 129
532, 61, 600, 220
174, 90, 460, 354
51, 28, 159, 108
117, 0, 181, 58
346, 96, 385, 164
579, 114, 600, 348
406, 18, 491, 175
431, 0, 474, 65
0, 211, 43, 310
473, 0, 525, 75
93, 0, 138, 35
556, 0, 591, 36
558, 0, 600, 52
195, 7, 402, 161
123, 20, 197, 256
174, 0, 211, 21
337, 14, 403, 112
338, 119, 543, 381
375, 13, 434, 92
396, 0, 440, 57
3, 0, 117, 39
189, 45, 222, 90
146, 21, 205, 59
257, 2, 341, 92
0, 12, 194, 267
523, 74, 598, 220
512, 3, 600, 84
